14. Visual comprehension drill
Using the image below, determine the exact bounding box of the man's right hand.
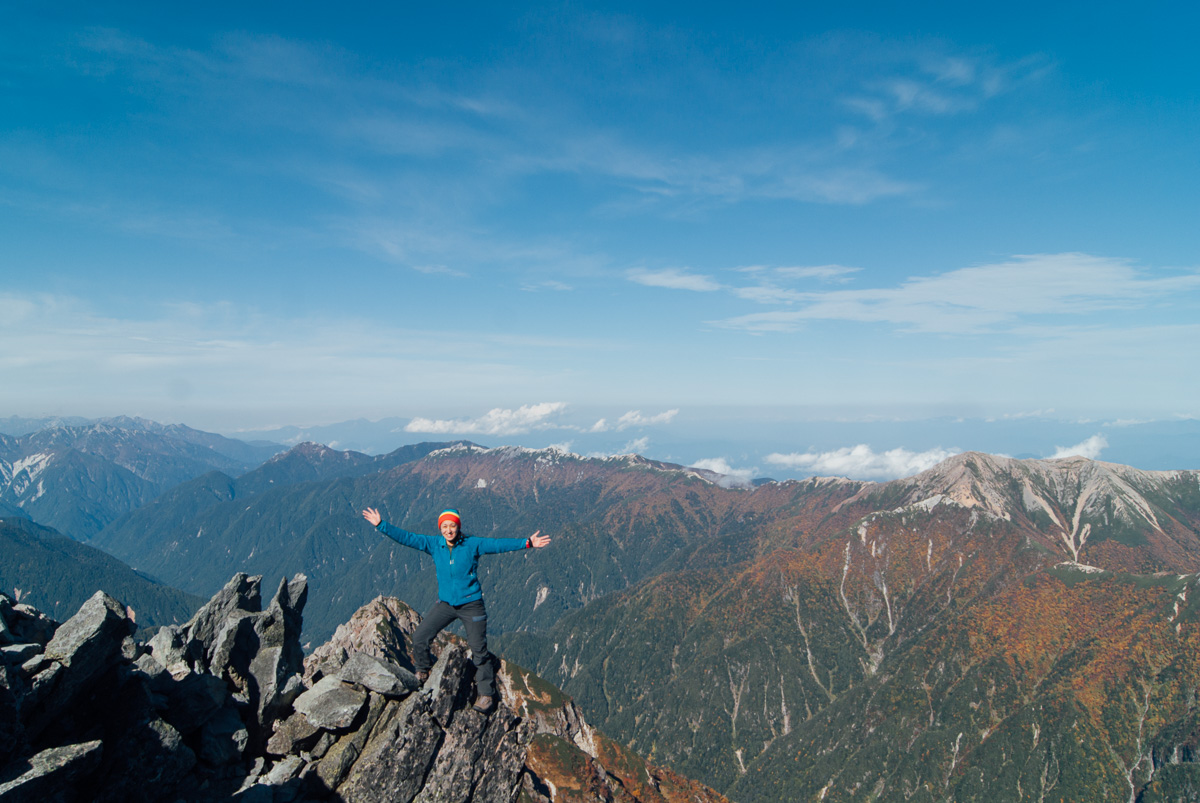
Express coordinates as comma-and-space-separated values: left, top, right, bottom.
361, 507, 382, 527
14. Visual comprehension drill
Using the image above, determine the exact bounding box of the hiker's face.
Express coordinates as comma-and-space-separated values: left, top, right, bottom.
440, 520, 460, 543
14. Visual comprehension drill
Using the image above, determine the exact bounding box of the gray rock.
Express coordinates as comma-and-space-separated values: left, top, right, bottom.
198, 705, 250, 766
246, 576, 307, 733
0, 664, 25, 761
163, 671, 229, 734
20, 654, 49, 676
134, 652, 168, 684
93, 717, 196, 803
266, 711, 320, 756
1, 643, 42, 666
0, 595, 13, 646
334, 692, 442, 801
293, 676, 366, 730
22, 661, 63, 717
8, 604, 58, 646
0, 739, 103, 803
337, 652, 418, 698
261, 755, 303, 786
180, 573, 262, 671
42, 591, 134, 669
146, 624, 187, 671
312, 691, 396, 796
25, 591, 133, 739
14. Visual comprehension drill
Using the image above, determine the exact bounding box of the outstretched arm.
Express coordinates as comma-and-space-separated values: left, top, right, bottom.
361, 507, 382, 527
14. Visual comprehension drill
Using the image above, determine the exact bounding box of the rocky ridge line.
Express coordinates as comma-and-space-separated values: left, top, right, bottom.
0, 574, 725, 803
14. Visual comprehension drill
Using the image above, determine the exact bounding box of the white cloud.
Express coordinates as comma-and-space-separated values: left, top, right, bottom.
627, 268, 722, 292
766, 444, 960, 480
622, 436, 650, 454
615, 409, 679, 430
688, 457, 756, 488
1048, 434, 1108, 460
405, 402, 568, 436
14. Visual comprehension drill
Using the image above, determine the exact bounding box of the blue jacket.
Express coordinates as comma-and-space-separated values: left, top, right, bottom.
376, 521, 528, 605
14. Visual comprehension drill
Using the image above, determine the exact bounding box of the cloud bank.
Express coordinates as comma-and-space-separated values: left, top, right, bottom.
766, 444, 960, 480
1048, 434, 1108, 460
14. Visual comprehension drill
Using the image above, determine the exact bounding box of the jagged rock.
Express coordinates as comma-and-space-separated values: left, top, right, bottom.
293, 675, 367, 730
333, 692, 443, 801
0, 594, 13, 645
197, 704, 250, 766
146, 624, 188, 674
336, 652, 419, 697
20, 654, 49, 676
1, 643, 41, 665
266, 710, 321, 756
6, 603, 58, 647
179, 573, 262, 671
162, 671, 228, 734
43, 591, 133, 670
309, 691, 389, 792
24, 591, 134, 739
0, 739, 102, 803
0, 664, 24, 759
261, 754, 304, 785
303, 596, 421, 684
93, 717, 195, 803
415, 705, 531, 803
246, 576, 307, 734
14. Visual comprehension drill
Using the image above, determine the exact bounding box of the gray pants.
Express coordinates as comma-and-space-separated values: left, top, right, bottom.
412, 599, 496, 697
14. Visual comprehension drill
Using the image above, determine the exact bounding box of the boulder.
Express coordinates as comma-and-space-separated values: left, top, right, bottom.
246, 576, 308, 733
0, 663, 25, 760
0, 594, 13, 645
0, 739, 103, 803
93, 717, 195, 803
178, 573, 262, 672
1, 643, 42, 666
8, 603, 58, 646
336, 652, 419, 698
162, 670, 228, 735
303, 596, 421, 684
265, 710, 321, 756
42, 591, 134, 670
25, 591, 133, 739
197, 704, 250, 767
293, 676, 367, 730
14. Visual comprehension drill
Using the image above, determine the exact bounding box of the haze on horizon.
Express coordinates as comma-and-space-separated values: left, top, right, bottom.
2, 2, 1198, 480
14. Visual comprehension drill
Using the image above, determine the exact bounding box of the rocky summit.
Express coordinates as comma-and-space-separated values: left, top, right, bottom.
0, 573, 726, 803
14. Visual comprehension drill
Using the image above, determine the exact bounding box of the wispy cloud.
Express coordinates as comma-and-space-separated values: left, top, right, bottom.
589, 409, 679, 433
627, 268, 722, 292
766, 444, 960, 480
1048, 434, 1108, 460
405, 403, 569, 436
712, 253, 1200, 335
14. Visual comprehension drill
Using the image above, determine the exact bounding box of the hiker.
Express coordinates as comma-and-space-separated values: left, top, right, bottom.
360, 506, 550, 712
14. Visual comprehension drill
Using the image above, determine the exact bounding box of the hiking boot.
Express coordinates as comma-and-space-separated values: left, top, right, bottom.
416, 670, 430, 685
473, 695, 494, 713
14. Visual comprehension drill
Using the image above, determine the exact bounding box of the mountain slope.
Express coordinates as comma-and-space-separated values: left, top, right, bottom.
0, 517, 201, 628
500, 454, 1200, 800
89, 444, 869, 644
0, 419, 285, 539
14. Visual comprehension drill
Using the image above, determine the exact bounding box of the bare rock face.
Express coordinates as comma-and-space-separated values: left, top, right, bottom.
0, 581, 727, 803
303, 595, 422, 684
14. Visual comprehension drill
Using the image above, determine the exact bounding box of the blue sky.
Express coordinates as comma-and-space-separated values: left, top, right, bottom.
3, 2, 1198, 479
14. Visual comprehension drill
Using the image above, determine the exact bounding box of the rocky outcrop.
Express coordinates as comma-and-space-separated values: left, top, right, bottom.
0, 579, 726, 803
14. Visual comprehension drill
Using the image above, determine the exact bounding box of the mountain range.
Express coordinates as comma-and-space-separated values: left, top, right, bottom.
0, 416, 284, 539
6, 416, 1200, 800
